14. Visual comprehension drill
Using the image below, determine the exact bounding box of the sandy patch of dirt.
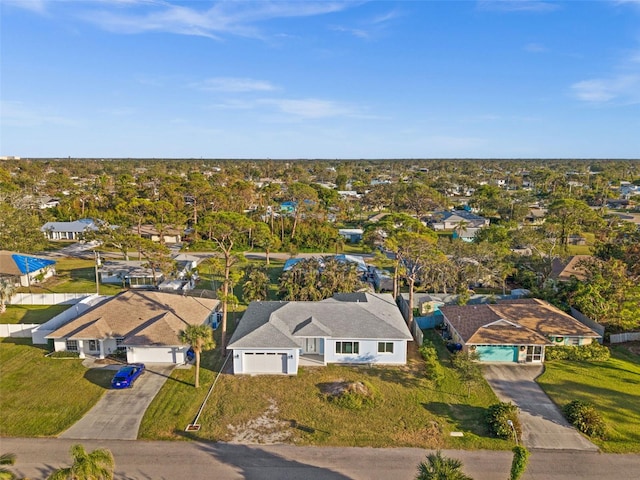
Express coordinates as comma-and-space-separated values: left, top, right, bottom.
619, 341, 640, 355
227, 400, 293, 444
320, 379, 369, 397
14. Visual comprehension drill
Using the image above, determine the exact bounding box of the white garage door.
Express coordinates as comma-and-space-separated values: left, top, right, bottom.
129, 346, 180, 364
243, 352, 287, 374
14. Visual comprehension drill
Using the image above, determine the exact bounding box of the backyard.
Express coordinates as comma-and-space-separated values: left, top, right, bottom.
1, 304, 72, 324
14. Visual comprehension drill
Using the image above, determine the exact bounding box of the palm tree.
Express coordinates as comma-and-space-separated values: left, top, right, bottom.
179, 324, 216, 388
47, 444, 114, 480
1, 453, 17, 480
0, 279, 17, 315
416, 451, 473, 480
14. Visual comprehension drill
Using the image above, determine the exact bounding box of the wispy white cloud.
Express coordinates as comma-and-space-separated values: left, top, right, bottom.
571, 75, 640, 103
259, 98, 356, 119
477, 1, 560, 13
0, 101, 78, 127
192, 77, 277, 93
75, 1, 356, 39
571, 48, 640, 104
2, 0, 48, 14
329, 24, 369, 39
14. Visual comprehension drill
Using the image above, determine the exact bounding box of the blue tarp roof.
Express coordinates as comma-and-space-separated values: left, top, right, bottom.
11, 254, 56, 274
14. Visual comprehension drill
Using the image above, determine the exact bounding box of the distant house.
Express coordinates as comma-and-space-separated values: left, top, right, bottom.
133, 224, 182, 244
440, 299, 601, 363
551, 255, 592, 282
338, 228, 364, 243
524, 207, 547, 225
228, 292, 412, 375
46, 290, 219, 364
98, 260, 164, 288
451, 227, 482, 242
0, 250, 56, 287
280, 201, 297, 213
283, 255, 368, 273
41, 218, 98, 241
429, 210, 490, 231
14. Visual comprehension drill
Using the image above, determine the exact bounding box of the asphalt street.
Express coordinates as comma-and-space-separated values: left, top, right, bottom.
2, 438, 639, 480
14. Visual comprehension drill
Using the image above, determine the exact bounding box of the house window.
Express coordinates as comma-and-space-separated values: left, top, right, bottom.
88, 340, 100, 352
66, 340, 78, 352
378, 342, 394, 354
116, 338, 126, 351
569, 337, 580, 346
335, 341, 359, 355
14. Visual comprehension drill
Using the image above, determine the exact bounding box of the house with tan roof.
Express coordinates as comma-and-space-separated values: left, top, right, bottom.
439, 299, 601, 363
550, 255, 592, 282
46, 290, 219, 364
0, 250, 56, 287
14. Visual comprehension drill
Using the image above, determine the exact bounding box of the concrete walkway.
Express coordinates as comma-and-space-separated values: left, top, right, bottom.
483, 364, 598, 451
59, 363, 175, 440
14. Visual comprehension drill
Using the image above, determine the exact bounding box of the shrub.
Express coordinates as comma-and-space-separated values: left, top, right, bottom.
509, 445, 530, 480
545, 342, 610, 362
563, 400, 606, 439
325, 381, 378, 410
486, 402, 521, 440
418, 340, 445, 387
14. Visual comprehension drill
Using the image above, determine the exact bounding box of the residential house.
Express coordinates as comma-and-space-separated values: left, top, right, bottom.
550, 255, 591, 282
338, 228, 364, 243
41, 219, 99, 241
98, 260, 164, 288
46, 290, 219, 364
439, 299, 601, 363
133, 224, 183, 244
228, 292, 413, 375
428, 210, 490, 231
0, 250, 56, 287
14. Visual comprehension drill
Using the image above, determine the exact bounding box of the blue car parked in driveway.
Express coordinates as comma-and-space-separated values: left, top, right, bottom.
111, 363, 145, 389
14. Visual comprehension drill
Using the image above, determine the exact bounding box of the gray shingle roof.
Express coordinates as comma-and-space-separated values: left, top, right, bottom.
228, 293, 412, 349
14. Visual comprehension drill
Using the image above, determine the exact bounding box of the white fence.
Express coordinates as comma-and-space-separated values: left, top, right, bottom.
31, 294, 109, 345
0, 324, 39, 338
610, 332, 640, 344
9, 293, 91, 305
570, 307, 605, 339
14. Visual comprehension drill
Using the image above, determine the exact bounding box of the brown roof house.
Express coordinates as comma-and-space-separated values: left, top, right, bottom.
440, 299, 601, 363
46, 290, 219, 364
550, 255, 592, 282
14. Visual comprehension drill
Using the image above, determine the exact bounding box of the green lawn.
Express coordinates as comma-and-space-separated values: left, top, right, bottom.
0, 338, 112, 436
537, 346, 640, 453
16, 258, 122, 295
1, 305, 72, 324
140, 329, 508, 450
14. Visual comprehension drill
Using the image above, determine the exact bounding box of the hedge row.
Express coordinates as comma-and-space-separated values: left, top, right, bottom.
545, 342, 610, 361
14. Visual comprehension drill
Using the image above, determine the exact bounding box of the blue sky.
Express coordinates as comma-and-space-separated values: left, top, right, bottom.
1, 0, 639, 159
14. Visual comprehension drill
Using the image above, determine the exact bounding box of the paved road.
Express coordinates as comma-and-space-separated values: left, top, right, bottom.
2, 438, 639, 480
483, 364, 598, 451
59, 364, 175, 440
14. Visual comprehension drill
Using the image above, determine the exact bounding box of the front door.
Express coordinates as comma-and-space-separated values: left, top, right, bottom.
305, 338, 317, 354
526, 345, 543, 363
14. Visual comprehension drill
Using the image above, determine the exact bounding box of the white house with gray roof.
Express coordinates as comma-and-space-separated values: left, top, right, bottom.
228, 292, 412, 375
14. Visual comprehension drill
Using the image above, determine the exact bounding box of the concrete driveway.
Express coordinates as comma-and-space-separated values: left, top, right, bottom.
59, 363, 175, 440
482, 364, 598, 451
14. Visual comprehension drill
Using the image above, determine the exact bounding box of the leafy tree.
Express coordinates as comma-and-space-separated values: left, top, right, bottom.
134, 238, 173, 286
47, 444, 114, 480
451, 350, 482, 397
546, 198, 604, 249
179, 324, 216, 388
279, 257, 365, 301
199, 211, 254, 352
569, 257, 640, 331
415, 451, 473, 480
251, 222, 281, 265
242, 265, 270, 302
0, 453, 17, 480
0, 203, 49, 253
287, 182, 319, 239
84, 225, 138, 261
0, 279, 17, 315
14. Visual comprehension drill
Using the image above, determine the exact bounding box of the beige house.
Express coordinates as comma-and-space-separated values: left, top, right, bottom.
440, 299, 601, 363
46, 290, 219, 364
